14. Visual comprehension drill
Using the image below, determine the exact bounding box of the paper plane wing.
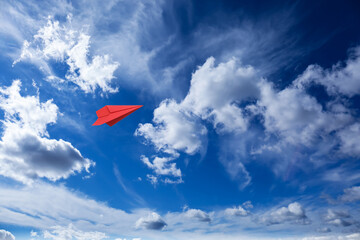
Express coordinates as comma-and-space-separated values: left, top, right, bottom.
93, 105, 142, 126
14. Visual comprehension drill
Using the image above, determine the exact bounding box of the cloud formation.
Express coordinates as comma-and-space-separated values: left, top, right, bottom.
324, 210, 353, 227
294, 46, 360, 97
43, 224, 108, 240
14, 17, 119, 94
302, 233, 360, 240
0, 182, 138, 232
136, 57, 259, 184
0, 181, 359, 240
135, 212, 167, 230
0, 80, 93, 184
140, 155, 181, 178
137, 43, 360, 184
225, 205, 250, 217
256, 80, 350, 146
184, 208, 211, 223
340, 186, 360, 202
0, 230, 15, 240
260, 202, 309, 225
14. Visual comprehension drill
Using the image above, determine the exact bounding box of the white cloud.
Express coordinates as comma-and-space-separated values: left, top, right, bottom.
294, 46, 360, 97
224, 205, 250, 217
146, 174, 158, 185
136, 57, 259, 184
340, 186, 360, 202
337, 123, 360, 156
0, 80, 93, 184
184, 208, 211, 223
43, 224, 108, 240
136, 99, 207, 157
136, 57, 261, 154
0, 182, 359, 240
219, 145, 252, 189
260, 202, 309, 225
0, 230, 15, 240
322, 165, 360, 184
2, 0, 184, 97
14, 17, 119, 94
140, 155, 181, 178
115, 238, 141, 240
257, 80, 352, 146
181, 57, 260, 133
338, 233, 360, 240
135, 212, 167, 230
0, 182, 139, 233
30, 230, 38, 237
137, 45, 360, 184
324, 210, 353, 227
302, 233, 360, 240
0, 0, 72, 48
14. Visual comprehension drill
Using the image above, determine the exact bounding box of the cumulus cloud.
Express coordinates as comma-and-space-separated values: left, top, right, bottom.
43, 224, 107, 240
0, 80, 93, 184
136, 99, 207, 157
184, 208, 211, 223
340, 186, 360, 202
224, 205, 250, 217
136, 57, 259, 184
181, 57, 260, 133
324, 210, 353, 227
260, 202, 309, 225
14, 17, 119, 94
294, 46, 360, 97
140, 155, 181, 178
0, 230, 15, 240
136, 46, 360, 185
137, 57, 260, 149
135, 212, 167, 230
257, 79, 352, 147
137, 45, 360, 185
337, 123, 360, 156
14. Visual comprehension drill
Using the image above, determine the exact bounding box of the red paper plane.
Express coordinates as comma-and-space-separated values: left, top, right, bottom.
93, 105, 142, 126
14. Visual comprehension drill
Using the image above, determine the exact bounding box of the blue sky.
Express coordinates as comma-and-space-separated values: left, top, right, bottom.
1, 0, 360, 239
